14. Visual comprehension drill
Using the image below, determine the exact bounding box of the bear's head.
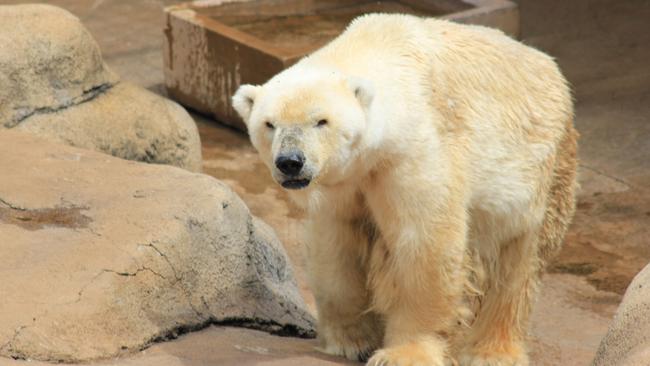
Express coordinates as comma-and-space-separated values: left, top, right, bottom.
232, 68, 374, 190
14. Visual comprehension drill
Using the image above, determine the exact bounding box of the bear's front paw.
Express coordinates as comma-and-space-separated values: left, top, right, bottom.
317, 319, 382, 362
366, 339, 449, 366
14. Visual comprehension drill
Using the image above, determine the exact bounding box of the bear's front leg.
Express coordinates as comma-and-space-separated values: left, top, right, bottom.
305, 205, 383, 362
364, 161, 469, 366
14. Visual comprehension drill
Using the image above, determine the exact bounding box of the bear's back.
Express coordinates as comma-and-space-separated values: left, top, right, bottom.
306, 14, 571, 142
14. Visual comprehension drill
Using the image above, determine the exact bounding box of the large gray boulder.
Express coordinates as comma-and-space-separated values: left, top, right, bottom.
0, 4, 202, 172
0, 130, 315, 363
593, 263, 650, 366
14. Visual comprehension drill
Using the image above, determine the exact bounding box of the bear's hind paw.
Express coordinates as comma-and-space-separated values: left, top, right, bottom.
457, 347, 529, 366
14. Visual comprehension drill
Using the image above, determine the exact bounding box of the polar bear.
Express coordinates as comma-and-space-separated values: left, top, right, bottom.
232, 14, 577, 366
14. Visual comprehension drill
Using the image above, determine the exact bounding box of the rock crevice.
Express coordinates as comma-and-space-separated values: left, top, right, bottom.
5, 83, 114, 129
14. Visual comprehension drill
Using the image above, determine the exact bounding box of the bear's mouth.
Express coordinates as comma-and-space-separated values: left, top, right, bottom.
281, 179, 311, 190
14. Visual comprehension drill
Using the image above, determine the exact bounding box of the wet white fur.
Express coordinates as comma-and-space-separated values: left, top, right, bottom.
234, 14, 577, 366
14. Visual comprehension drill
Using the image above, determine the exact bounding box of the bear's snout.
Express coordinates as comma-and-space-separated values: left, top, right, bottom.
275, 151, 305, 176
274, 151, 311, 189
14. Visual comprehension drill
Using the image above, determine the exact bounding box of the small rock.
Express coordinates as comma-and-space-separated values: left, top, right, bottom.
0, 130, 315, 363
0, 4, 118, 126
593, 263, 650, 366
0, 4, 202, 172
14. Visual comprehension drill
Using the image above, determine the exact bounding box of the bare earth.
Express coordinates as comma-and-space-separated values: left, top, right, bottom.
2, 0, 649, 365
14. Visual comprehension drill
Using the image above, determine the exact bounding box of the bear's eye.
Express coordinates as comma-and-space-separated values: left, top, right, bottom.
265, 121, 275, 129
316, 119, 328, 127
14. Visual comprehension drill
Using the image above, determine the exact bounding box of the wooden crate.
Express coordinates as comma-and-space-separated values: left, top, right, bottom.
163, 0, 519, 131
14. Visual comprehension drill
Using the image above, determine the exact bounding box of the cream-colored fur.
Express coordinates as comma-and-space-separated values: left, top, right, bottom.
233, 14, 577, 366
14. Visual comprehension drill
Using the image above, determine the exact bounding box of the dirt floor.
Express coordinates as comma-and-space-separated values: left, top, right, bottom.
3, 0, 649, 365
519, 0, 650, 299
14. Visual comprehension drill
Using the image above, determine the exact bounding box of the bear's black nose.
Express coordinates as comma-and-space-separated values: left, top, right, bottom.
275, 152, 305, 176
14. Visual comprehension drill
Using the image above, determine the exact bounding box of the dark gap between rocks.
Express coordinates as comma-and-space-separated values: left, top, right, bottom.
151, 317, 315, 343
140, 317, 316, 356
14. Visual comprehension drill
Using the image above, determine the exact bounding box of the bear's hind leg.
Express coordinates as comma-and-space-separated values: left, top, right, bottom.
459, 124, 578, 366
458, 232, 540, 366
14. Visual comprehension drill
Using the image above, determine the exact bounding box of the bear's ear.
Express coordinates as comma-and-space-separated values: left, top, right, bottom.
232, 84, 261, 123
348, 77, 374, 110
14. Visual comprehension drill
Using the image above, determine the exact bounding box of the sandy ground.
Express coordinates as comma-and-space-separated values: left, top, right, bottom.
2, 0, 649, 365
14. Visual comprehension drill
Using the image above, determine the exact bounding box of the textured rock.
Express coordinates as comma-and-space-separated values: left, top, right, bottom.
0, 130, 315, 363
593, 263, 650, 366
0, 4, 202, 172
0, 4, 118, 127
15, 82, 202, 172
